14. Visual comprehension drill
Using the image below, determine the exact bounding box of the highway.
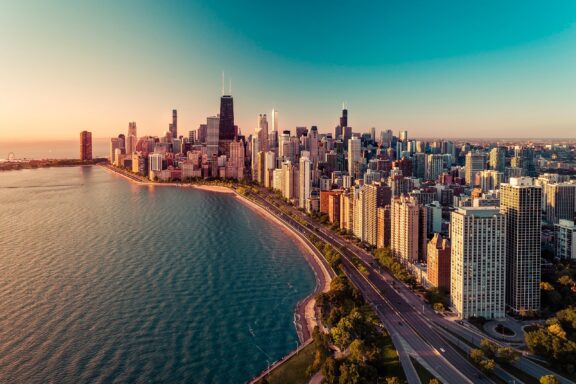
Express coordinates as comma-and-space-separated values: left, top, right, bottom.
261, 191, 576, 384
248, 192, 486, 384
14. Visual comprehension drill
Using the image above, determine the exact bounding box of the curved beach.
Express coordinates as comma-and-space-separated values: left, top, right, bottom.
99, 164, 332, 342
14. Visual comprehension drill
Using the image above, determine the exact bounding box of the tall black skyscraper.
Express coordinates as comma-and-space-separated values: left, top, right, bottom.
340, 108, 348, 128
219, 96, 235, 140
169, 109, 177, 139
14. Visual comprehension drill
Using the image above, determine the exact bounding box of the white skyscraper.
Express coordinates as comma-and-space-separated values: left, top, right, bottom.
256, 114, 269, 152
451, 207, 506, 320
299, 152, 311, 209
271, 109, 279, 132
348, 137, 361, 179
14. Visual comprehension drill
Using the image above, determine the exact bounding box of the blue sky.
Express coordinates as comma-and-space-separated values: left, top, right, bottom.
1, 0, 575, 140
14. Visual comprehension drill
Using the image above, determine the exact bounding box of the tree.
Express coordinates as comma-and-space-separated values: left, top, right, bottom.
322, 357, 340, 384
479, 358, 496, 373
496, 347, 520, 365
558, 275, 574, 286
470, 348, 485, 364
385, 377, 402, 384
540, 374, 560, 384
480, 338, 498, 358
433, 302, 445, 312
429, 380, 440, 384
349, 339, 366, 363
338, 361, 361, 384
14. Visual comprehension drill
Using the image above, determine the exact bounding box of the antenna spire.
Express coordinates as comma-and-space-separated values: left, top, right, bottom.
221, 71, 224, 95
229, 78, 232, 95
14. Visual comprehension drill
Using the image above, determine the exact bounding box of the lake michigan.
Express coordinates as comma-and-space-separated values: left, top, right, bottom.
0, 166, 315, 383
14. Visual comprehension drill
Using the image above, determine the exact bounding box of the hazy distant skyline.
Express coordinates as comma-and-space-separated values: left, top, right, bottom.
1, 0, 576, 140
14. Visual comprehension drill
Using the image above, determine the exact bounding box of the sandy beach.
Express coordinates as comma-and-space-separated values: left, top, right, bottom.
98, 163, 332, 342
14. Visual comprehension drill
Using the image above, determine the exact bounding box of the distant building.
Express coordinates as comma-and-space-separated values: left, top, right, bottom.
555, 220, 576, 260
451, 207, 506, 320
80, 131, 92, 161
465, 151, 485, 186
545, 183, 576, 224
169, 109, 177, 140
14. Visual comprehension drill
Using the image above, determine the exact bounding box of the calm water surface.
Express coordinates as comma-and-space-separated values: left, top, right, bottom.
0, 166, 315, 383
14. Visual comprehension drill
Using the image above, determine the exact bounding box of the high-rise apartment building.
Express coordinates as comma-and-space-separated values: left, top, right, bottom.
489, 147, 506, 173
348, 137, 361, 179
340, 192, 354, 233
427, 234, 451, 292
478, 170, 503, 192
450, 207, 506, 319
377, 206, 391, 248
109, 137, 120, 163
80, 131, 92, 161
555, 220, 576, 260
391, 196, 427, 264
413, 153, 426, 179
465, 151, 486, 185
500, 177, 542, 314
426, 154, 444, 181
299, 152, 311, 209
545, 183, 576, 224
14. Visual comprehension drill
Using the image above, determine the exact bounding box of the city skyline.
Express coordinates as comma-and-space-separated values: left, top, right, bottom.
2, 1, 576, 141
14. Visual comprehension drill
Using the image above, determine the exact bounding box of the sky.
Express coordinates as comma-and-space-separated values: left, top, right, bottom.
1, 0, 576, 141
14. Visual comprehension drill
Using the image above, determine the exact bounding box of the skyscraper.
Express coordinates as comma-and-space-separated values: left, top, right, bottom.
427, 234, 451, 292
426, 154, 444, 181
500, 177, 542, 315
391, 196, 427, 264
450, 207, 506, 319
489, 147, 506, 173
348, 137, 361, 179
169, 109, 177, 140
340, 107, 348, 128
126, 122, 137, 155
256, 114, 269, 152
545, 183, 576, 224
271, 109, 279, 132
299, 152, 311, 209
80, 131, 92, 161
206, 115, 220, 158
219, 95, 235, 156
465, 151, 486, 185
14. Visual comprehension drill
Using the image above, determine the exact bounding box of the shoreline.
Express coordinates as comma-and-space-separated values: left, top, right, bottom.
98, 163, 332, 342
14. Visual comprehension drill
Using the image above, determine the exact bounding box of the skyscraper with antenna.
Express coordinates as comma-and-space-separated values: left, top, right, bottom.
219, 72, 235, 156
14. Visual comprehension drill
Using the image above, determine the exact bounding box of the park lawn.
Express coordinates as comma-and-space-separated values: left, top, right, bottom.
410, 357, 437, 384
256, 341, 316, 384
381, 332, 406, 380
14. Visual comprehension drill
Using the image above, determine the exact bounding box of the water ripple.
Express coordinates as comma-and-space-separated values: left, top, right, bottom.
0, 166, 315, 383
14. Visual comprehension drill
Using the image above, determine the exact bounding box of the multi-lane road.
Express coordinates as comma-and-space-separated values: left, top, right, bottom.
247, 189, 574, 384
248, 192, 487, 383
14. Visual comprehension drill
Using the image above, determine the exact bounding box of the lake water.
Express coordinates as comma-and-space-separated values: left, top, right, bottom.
0, 166, 315, 383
